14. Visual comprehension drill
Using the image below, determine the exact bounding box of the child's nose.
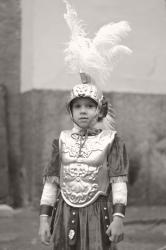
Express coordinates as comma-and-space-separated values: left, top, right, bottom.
80, 106, 86, 113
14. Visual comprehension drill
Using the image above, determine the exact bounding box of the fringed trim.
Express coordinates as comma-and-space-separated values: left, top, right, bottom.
110, 175, 128, 183
43, 176, 60, 185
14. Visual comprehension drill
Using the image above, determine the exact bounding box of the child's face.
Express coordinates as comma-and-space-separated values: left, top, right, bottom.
71, 97, 98, 129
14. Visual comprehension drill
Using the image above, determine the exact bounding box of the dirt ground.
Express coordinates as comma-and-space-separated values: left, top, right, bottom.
0, 206, 166, 250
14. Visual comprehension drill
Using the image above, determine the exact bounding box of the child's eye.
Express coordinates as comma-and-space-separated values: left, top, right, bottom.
73, 104, 81, 109
87, 104, 95, 108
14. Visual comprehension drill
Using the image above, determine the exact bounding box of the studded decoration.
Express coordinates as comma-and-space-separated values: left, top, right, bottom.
70, 84, 103, 106
68, 229, 75, 240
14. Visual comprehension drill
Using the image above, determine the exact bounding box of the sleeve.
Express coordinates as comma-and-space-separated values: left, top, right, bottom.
40, 138, 60, 216
40, 182, 57, 206
42, 138, 60, 186
107, 134, 129, 218
108, 134, 129, 183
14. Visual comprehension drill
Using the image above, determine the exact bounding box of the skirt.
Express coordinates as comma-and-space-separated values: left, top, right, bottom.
51, 194, 117, 250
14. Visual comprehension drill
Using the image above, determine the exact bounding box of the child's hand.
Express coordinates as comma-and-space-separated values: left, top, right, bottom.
38, 216, 51, 245
106, 216, 124, 243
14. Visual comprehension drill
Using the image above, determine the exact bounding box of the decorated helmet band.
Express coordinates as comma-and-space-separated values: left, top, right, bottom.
66, 73, 103, 114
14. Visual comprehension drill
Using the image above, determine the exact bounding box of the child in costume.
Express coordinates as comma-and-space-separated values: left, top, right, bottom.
39, 1, 132, 249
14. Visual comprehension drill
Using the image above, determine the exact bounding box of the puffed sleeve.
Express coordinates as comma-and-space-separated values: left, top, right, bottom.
43, 138, 60, 186
108, 134, 129, 183
40, 139, 61, 216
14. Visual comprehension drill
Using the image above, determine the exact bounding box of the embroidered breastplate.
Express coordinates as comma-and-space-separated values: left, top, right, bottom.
59, 130, 116, 207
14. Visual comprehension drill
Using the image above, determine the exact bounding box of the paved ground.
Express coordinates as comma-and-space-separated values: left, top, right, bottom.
0, 205, 166, 250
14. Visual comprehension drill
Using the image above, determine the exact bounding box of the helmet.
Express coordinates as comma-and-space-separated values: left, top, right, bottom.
66, 73, 103, 113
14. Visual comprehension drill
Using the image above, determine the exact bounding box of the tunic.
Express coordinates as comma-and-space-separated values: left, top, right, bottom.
43, 128, 129, 250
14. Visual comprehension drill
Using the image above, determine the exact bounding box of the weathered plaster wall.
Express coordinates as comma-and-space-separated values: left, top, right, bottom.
21, 0, 166, 93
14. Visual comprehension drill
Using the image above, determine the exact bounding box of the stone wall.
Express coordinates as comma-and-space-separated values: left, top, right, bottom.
0, 0, 22, 207
1, 0, 166, 207
0, 85, 9, 203
106, 92, 166, 205
21, 90, 166, 206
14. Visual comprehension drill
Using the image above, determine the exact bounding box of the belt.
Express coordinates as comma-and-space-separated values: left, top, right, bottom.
50, 191, 60, 235
100, 196, 111, 245
68, 195, 111, 246
68, 207, 79, 246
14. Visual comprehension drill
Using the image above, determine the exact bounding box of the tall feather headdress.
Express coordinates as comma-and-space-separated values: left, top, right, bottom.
63, 0, 132, 86
63, 0, 132, 130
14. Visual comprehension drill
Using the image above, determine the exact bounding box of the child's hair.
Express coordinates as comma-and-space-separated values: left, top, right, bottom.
98, 97, 108, 121
69, 96, 108, 122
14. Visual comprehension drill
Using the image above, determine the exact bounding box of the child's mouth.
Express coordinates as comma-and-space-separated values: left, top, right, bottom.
79, 117, 88, 121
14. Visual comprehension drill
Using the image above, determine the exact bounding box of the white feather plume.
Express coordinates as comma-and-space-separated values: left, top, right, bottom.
63, 0, 86, 38
63, 0, 132, 85
107, 45, 132, 71
93, 21, 131, 54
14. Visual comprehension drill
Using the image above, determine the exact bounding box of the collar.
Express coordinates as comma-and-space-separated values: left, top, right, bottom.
72, 126, 102, 137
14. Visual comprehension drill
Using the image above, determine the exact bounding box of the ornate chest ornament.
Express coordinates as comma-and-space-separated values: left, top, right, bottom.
61, 163, 102, 207
62, 138, 103, 158
60, 130, 116, 207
